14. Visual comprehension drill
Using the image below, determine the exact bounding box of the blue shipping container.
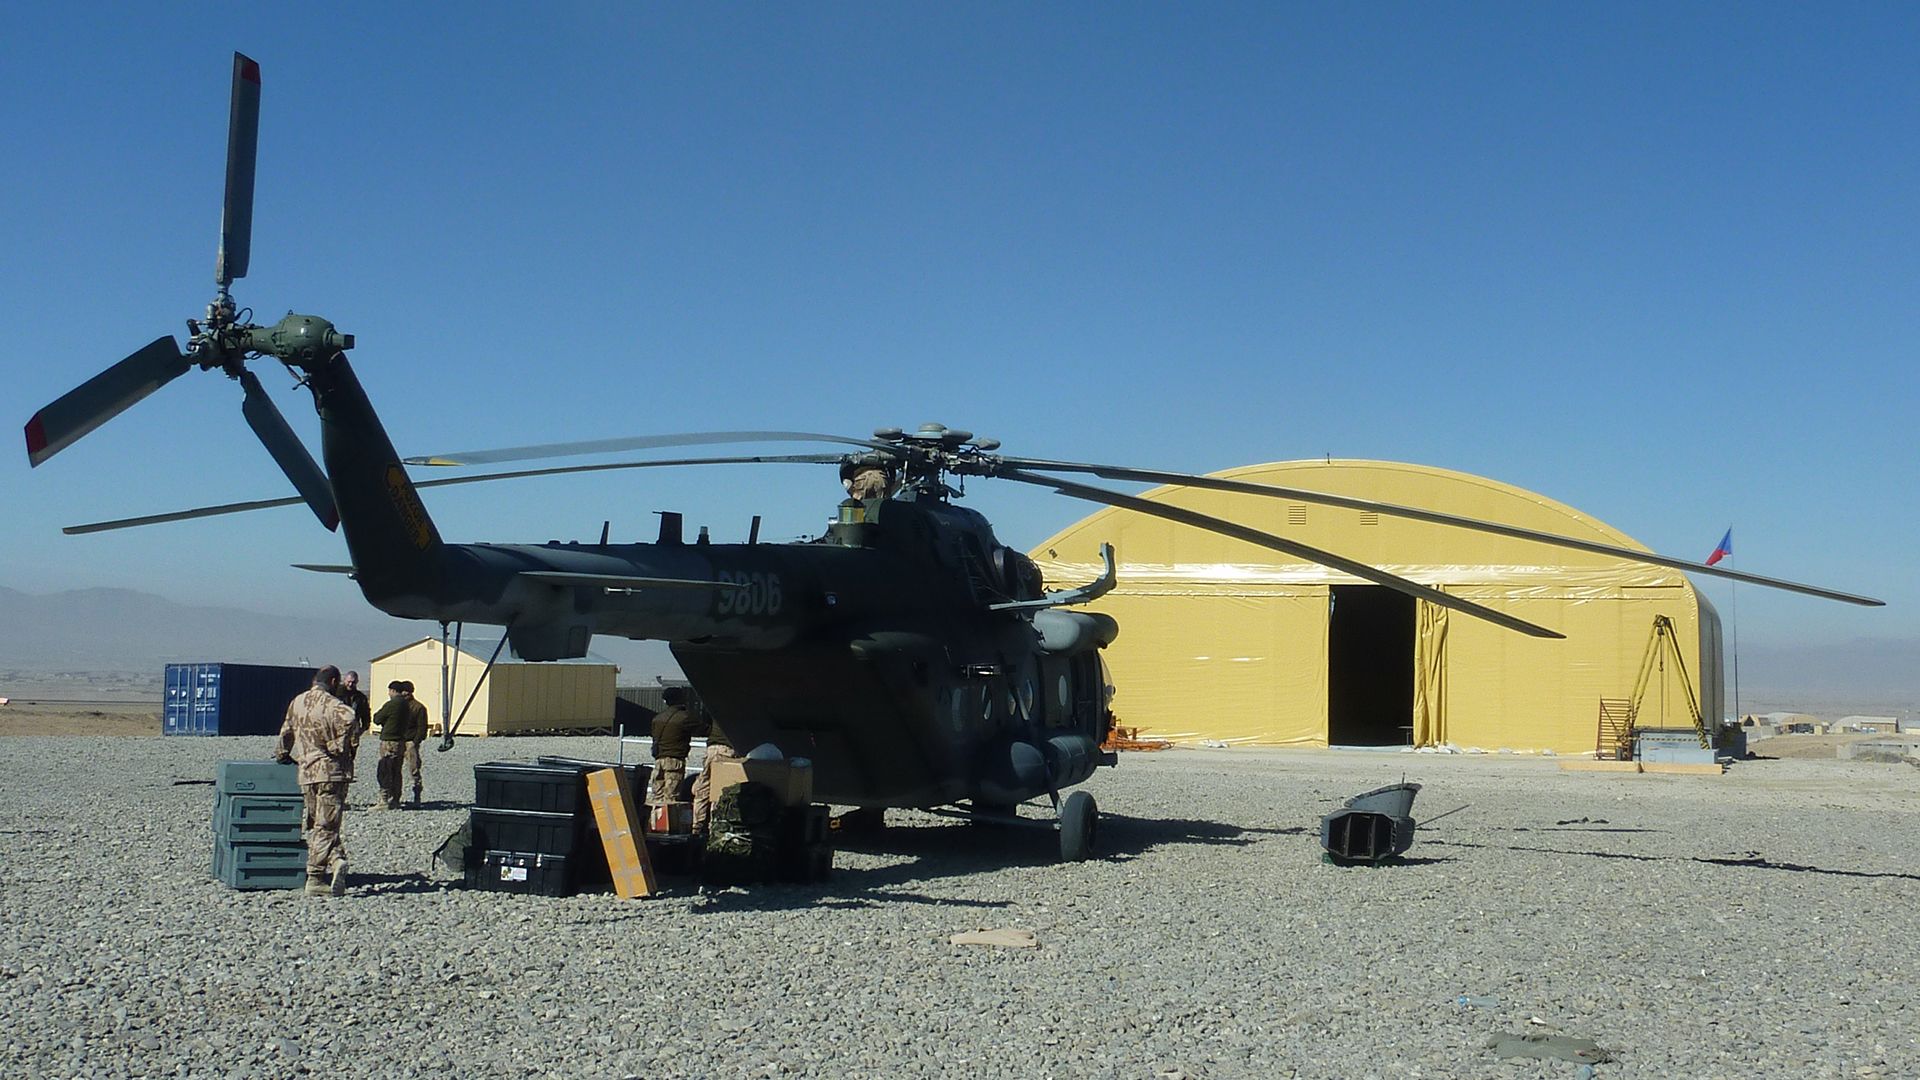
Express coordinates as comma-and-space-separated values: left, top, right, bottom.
164, 663, 318, 737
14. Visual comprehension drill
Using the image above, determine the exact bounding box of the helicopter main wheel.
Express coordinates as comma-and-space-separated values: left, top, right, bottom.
1058, 790, 1098, 861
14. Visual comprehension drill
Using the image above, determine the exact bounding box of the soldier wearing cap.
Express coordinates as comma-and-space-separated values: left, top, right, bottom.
371, 681, 430, 809
647, 687, 693, 805
277, 666, 358, 896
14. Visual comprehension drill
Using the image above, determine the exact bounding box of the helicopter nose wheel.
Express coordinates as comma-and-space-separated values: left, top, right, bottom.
1058, 790, 1098, 861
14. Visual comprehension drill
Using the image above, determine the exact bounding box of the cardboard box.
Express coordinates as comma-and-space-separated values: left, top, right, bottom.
586, 767, 656, 899
706, 757, 813, 807
647, 802, 694, 835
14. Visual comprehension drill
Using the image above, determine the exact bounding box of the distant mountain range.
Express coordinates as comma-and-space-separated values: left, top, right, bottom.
1736, 638, 1920, 715
0, 585, 676, 690
0, 585, 438, 675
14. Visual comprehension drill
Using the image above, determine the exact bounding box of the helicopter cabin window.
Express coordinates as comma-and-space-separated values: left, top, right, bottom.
1326, 585, 1415, 746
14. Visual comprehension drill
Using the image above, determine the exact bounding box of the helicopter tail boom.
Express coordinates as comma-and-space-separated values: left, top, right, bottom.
306, 351, 449, 613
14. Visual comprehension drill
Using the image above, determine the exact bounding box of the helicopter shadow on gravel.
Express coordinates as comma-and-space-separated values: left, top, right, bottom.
1427, 839, 1920, 882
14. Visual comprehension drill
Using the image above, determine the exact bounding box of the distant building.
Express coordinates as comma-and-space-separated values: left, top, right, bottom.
1837, 715, 1899, 734
370, 637, 616, 737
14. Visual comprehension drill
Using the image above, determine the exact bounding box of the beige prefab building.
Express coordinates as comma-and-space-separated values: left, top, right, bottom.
369, 637, 617, 737
1030, 459, 1722, 753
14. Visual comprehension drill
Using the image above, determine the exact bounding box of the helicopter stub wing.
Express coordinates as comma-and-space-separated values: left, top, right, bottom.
998, 467, 1566, 639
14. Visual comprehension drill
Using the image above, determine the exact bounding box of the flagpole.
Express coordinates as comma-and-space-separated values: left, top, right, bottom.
1728, 528, 1741, 725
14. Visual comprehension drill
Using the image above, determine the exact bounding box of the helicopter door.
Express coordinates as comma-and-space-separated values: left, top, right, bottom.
1326, 585, 1416, 747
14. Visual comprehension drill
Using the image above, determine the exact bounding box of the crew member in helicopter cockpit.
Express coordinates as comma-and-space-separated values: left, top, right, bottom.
841, 455, 895, 501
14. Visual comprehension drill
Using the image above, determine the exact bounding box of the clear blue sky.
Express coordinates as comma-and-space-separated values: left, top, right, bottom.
2, 4, 1913, 656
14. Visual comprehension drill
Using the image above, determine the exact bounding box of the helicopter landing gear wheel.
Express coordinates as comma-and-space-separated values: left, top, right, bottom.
1059, 790, 1098, 861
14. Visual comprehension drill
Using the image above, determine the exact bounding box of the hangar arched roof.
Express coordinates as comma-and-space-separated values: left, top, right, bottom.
1031, 458, 1685, 591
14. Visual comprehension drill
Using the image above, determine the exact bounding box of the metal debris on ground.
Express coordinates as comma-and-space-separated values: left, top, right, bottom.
1102, 722, 1172, 752
1484, 1030, 1618, 1064
1320, 782, 1421, 865
950, 928, 1040, 949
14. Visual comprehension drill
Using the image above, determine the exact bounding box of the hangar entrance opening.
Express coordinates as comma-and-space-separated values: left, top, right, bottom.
1327, 586, 1416, 746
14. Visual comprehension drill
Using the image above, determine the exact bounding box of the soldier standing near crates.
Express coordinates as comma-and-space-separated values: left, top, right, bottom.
689, 708, 739, 836
646, 687, 693, 805
276, 665, 359, 897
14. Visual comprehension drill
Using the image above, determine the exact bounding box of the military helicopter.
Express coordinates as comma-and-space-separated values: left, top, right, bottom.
26, 54, 1883, 860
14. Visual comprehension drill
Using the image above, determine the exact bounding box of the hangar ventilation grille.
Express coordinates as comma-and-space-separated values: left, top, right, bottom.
1288, 505, 1308, 526
1359, 511, 1380, 526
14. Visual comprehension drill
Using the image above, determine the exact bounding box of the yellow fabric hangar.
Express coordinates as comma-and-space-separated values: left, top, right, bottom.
1030, 460, 1722, 753
369, 637, 617, 737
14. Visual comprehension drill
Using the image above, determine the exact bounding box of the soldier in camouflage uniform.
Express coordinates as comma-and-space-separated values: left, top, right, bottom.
277, 665, 359, 896
371, 681, 430, 809
646, 687, 693, 805
400, 681, 427, 806
689, 711, 739, 835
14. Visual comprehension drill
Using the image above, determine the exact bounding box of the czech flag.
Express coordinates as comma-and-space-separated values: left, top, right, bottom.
1705, 528, 1733, 567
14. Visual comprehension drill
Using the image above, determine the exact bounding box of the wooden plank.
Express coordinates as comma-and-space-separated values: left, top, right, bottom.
587, 767, 657, 899
1558, 760, 1642, 773
1641, 761, 1725, 776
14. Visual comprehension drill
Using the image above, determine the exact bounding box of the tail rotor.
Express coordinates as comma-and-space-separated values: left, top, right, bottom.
23, 51, 343, 532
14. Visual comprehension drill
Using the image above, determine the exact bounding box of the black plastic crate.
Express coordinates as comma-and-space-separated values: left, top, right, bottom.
531, 756, 648, 797
468, 807, 582, 858
466, 850, 573, 897
473, 762, 583, 814
779, 804, 830, 848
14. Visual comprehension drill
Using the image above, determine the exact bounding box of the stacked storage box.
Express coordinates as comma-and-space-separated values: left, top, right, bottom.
212, 761, 306, 890
465, 762, 600, 897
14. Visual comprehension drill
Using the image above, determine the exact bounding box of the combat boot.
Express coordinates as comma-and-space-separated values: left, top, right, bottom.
410, 789, 422, 808
304, 875, 331, 897
329, 859, 349, 896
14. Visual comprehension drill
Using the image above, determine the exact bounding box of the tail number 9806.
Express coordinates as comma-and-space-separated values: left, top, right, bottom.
715, 571, 784, 617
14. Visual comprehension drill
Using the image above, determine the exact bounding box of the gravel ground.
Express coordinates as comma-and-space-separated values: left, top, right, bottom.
1, 737, 1915, 1080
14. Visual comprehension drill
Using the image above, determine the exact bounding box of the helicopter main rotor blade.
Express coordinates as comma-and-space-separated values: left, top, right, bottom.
404, 430, 886, 467
25, 336, 193, 467
63, 453, 843, 534
999, 457, 1884, 608
238, 370, 338, 531
998, 467, 1565, 639
216, 52, 261, 287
